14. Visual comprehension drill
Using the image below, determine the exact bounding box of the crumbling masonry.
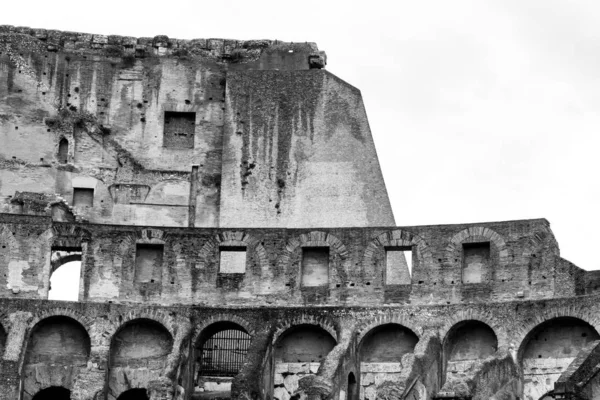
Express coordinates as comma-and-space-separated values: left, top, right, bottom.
0, 25, 599, 400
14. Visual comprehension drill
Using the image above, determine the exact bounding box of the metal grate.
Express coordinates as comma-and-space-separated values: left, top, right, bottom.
198, 329, 251, 377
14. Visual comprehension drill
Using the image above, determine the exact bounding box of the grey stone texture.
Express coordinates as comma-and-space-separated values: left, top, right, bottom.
0, 25, 599, 400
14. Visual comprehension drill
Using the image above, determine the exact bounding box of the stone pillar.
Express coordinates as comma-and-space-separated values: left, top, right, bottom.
0, 311, 33, 400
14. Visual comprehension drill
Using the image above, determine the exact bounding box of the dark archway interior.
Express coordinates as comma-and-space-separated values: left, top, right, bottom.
521, 317, 600, 361
117, 388, 149, 400
359, 324, 418, 362
347, 372, 358, 400
445, 320, 498, 362
195, 322, 251, 379
58, 138, 69, 164
274, 325, 336, 363
32, 386, 71, 400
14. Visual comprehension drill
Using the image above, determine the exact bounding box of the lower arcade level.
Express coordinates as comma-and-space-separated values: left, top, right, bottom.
1, 296, 600, 400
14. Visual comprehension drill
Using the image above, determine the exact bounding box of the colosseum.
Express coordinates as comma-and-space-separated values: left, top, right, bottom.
0, 25, 598, 400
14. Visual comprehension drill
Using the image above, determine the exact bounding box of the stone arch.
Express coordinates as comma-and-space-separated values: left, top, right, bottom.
278, 231, 349, 288
439, 309, 505, 348
191, 314, 255, 345
444, 226, 509, 284
356, 314, 422, 345
22, 315, 91, 400
57, 137, 69, 164
101, 309, 177, 348
442, 320, 498, 378
272, 314, 339, 345
513, 305, 600, 357
518, 315, 599, 400
196, 231, 269, 276
445, 226, 509, 263
108, 318, 174, 400
193, 320, 252, 395
27, 308, 94, 338
358, 323, 419, 362
274, 324, 337, 363
362, 229, 433, 282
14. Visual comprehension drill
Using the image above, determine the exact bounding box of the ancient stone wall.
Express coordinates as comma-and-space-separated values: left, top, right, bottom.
0, 214, 586, 306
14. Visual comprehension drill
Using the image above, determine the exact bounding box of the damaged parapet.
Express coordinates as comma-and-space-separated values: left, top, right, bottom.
0, 25, 327, 69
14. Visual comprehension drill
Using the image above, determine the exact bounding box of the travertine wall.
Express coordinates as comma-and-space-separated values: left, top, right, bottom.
0, 25, 393, 230
0, 214, 589, 306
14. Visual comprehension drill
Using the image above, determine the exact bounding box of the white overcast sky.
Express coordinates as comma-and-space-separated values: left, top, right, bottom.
4, 0, 600, 270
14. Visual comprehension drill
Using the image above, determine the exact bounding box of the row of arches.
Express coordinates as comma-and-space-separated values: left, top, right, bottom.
3, 312, 597, 399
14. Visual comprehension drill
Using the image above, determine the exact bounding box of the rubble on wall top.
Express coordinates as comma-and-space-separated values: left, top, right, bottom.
0, 25, 326, 67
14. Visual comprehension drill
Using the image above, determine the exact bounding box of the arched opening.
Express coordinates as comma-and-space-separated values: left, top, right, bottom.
539, 393, 553, 400
273, 325, 336, 399
32, 386, 71, 400
108, 319, 173, 400
347, 372, 358, 400
443, 320, 497, 384
22, 317, 90, 400
58, 138, 69, 164
48, 248, 82, 301
116, 388, 149, 400
358, 324, 418, 400
193, 322, 251, 397
520, 317, 599, 400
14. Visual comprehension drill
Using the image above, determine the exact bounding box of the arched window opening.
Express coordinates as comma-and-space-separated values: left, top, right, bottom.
520, 317, 599, 400
347, 372, 358, 400
109, 319, 172, 400
32, 386, 71, 400
442, 320, 497, 386
194, 322, 251, 397
273, 325, 336, 400
116, 388, 149, 400
22, 317, 90, 400
359, 324, 418, 400
48, 248, 82, 301
58, 138, 69, 164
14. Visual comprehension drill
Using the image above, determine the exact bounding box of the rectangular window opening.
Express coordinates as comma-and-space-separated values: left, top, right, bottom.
462, 242, 490, 284
219, 247, 247, 274
49, 247, 83, 301
385, 246, 412, 285
301, 247, 329, 287
73, 188, 94, 208
163, 111, 196, 149
135, 244, 164, 283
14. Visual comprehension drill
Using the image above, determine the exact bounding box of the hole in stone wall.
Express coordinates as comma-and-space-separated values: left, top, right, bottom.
163, 111, 196, 149
219, 247, 247, 274
134, 244, 164, 283
73, 187, 94, 208
32, 386, 71, 400
301, 247, 329, 287
385, 246, 412, 285
58, 138, 69, 164
117, 389, 149, 400
48, 248, 82, 301
462, 242, 490, 284
196, 323, 251, 380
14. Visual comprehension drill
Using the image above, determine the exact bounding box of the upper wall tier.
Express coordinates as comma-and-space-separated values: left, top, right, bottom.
0, 213, 592, 307
0, 26, 394, 228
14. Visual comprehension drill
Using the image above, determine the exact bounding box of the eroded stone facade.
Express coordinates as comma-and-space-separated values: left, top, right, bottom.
1, 25, 600, 400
